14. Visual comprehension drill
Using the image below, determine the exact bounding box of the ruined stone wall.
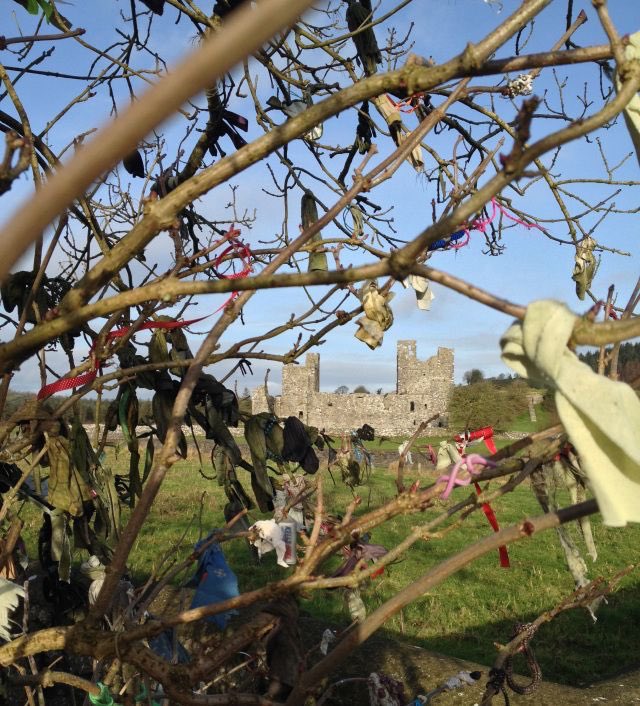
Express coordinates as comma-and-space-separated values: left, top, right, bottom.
305, 391, 446, 436
251, 385, 271, 415
252, 341, 454, 435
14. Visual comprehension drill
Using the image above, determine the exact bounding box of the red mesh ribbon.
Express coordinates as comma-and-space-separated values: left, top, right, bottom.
453, 426, 508, 567
38, 227, 252, 398
473, 480, 510, 568
213, 227, 254, 312
37, 316, 207, 400
454, 426, 497, 455
479, 427, 497, 455
38, 370, 100, 399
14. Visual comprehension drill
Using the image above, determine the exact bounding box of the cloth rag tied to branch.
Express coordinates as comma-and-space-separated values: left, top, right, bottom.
616, 30, 640, 166
500, 299, 640, 527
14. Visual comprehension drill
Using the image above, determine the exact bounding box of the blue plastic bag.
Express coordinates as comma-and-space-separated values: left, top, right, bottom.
189, 537, 239, 629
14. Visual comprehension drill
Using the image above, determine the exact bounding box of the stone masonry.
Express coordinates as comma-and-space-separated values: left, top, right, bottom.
251, 341, 454, 435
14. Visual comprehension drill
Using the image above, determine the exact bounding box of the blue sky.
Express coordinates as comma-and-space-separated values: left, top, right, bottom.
1, 0, 639, 397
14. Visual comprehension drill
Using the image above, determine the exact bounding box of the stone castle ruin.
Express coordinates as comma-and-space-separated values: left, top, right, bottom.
252, 341, 454, 436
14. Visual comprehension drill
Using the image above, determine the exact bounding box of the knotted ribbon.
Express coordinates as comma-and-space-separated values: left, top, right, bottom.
354, 281, 394, 349
385, 92, 426, 114
436, 451, 510, 567
437, 453, 495, 499
212, 226, 254, 311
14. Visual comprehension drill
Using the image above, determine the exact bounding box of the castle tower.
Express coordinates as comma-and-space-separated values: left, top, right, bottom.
397, 340, 418, 394
397, 341, 454, 396
435, 347, 454, 386
278, 352, 320, 421
306, 353, 320, 393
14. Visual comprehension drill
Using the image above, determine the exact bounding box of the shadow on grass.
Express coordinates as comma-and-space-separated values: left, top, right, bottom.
293, 585, 640, 705
340, 579, 640, 692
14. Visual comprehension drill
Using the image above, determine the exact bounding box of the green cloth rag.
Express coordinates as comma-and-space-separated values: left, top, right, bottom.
500, 300, 640, 526
89, 683, 118, 706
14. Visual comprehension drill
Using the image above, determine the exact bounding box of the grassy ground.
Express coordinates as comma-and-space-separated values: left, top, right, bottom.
17, 451, 640, 689
509, 405, 552, 434
362, 435, 448, 453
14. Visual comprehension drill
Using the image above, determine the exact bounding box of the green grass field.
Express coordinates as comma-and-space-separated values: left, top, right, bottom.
509, 405, 552, 434
15, 445, 640, 687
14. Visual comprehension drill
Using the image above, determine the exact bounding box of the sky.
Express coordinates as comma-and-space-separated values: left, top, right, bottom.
1, 0, 639, 399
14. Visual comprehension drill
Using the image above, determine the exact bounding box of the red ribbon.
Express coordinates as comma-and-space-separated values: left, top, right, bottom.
212, 227, 254, 312
37, 370, 100, 400
473, 480, 510, 568
452, 426, 508, 568
454, 426, 497, 455
385, 92, 425, 114
37, 226, 254, 400
481, 429, 497, 455
37, 316, 207, 400
553, 442, 575, 463
595, 300, 619, 320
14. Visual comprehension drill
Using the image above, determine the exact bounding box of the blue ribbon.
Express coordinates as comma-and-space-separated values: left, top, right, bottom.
428, 229, 467, 252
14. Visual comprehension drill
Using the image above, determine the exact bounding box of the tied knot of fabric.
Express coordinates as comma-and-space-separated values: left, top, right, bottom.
249, 520, 288, 568
501, 299, 573, 383
354, 281, 394, 350
362, 286, 393, 328
88, 683, 117, 706
500, 299, 640, 527
0, 578, 25, 642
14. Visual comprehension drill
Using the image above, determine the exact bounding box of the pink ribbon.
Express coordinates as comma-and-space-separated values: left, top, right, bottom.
437, 453, 497, 499
470, 198, 545, 236
455, 198, 545, 249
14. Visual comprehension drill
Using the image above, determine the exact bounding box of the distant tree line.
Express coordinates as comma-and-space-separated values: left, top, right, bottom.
578, 342, 640, 383
0, 391, 152, 424
334, 385, 383, 394
463, 368, 522, 386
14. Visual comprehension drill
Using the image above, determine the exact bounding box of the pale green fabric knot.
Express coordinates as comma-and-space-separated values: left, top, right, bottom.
501, 300, 640, 527
615, 30, 640, 167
